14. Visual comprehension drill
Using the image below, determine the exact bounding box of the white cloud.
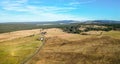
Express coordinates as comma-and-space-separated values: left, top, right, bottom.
1, 0, 28, 7
68, 0, 97, 6
0, 0, 76, 13
0, 0, 28, 11
0, 0, 90, 21
0, 13, 88, 22
68, 2, 81, 5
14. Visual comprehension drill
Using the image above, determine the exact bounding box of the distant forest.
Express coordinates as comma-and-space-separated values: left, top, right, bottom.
61, 24, 120, 34
0, 23, 120, 34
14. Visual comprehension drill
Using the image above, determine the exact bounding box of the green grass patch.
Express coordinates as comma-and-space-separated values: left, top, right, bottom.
0, 35, 42, 64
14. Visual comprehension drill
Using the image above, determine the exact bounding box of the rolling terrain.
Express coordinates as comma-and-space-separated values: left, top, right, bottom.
0, 29, 43, 64
27, 29, 120, 64
0, 20, 120, 33
0, 27, 120, 64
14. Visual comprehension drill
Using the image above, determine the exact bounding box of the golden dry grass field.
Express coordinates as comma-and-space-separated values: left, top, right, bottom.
0, 28, 120, 64
0, 29, 40, 42
28, 28, 120, 64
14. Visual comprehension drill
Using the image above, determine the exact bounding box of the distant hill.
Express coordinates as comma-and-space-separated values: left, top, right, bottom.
2, 20, 120, 25
0, 20, 120, 33
4, 20, 80, 25
82, 20, 120, 24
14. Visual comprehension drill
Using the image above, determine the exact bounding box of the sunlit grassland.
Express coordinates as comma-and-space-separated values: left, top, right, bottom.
103, 31, 120, 39
0, 35, 42, 64
29, 31, 120, 64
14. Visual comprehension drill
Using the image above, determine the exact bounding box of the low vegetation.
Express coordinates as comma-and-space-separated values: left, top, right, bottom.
0, 23, 120, 34
0, 23, 120, 64
0, 35, 42, 64
28, 32, 120, 64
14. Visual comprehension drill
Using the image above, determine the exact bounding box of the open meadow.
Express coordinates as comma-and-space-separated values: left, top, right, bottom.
28, 28, 120, 64
0, 30, 42, 64
0, 28, 120, 64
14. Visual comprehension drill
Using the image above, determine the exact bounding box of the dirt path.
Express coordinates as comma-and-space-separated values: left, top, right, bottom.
21, 35, 45, 64
21, 38, 45, 64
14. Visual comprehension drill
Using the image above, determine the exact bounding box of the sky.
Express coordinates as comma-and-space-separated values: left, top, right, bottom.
0, 0, 120, 22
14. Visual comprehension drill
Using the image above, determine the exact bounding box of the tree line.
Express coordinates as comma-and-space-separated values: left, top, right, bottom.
0, 23, 120, 34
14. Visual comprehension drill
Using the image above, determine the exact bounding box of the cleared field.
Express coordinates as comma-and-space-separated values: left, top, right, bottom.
0, 29, 40, 42
43, 28, 92, 41
0, 28, 120, 64
28, 30, 120, 64
0, 35, 42, 64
